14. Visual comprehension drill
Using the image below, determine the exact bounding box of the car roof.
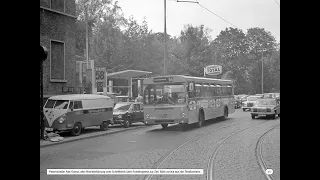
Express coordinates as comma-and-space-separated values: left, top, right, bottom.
116, 102, 143, 105
259, 98, 275, 100
248, 95, 260, 98
49, 94, 111, 100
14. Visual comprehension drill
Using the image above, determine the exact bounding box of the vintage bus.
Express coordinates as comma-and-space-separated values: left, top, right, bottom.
143, 75, 235, 128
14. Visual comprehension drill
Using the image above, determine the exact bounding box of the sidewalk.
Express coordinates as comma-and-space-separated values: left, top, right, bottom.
40, 123, 146, 148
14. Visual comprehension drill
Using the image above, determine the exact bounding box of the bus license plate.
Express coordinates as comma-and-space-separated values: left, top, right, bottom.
45, 128, 53, 131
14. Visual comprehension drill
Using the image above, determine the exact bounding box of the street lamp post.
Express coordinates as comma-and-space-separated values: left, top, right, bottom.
40, 45, 48, 140
164, 0, 167, 76
261, 51, 264, 94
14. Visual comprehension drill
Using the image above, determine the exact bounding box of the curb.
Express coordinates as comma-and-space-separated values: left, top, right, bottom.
40, 125, 146, 148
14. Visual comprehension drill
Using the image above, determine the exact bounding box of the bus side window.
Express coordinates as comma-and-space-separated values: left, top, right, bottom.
195, 84, 201, 97
217, 86, 221, 96
209, 86, 213, 97
223, 86, 227, 96
200, 85, 204, 97
188, 82, 195, 98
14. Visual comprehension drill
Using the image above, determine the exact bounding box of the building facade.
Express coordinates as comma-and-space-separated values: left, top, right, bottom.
40, 0, 78, 97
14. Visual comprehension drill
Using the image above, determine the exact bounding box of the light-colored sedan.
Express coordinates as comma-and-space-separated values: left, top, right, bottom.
242, 95, 261, 111
251, 98, 280, 119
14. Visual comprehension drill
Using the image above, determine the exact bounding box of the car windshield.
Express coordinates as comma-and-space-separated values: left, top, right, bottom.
143, 84, 186, 105
247, 96, 259, 101
114, 103, 131, 111
256, 99, 276, 106
44, 100, 69, 109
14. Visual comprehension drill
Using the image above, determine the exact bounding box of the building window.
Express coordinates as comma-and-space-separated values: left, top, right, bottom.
51, 0, 65, 13
50, 40, 65, 81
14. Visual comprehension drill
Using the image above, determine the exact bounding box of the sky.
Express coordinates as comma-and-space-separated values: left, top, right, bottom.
116, 0, 280, 42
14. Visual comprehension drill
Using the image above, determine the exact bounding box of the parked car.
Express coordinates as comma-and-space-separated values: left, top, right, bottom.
274, 93, 280, 102
263, 93, 277, 99
112, 102, 144, 128
43, 94, 114, 136
255, 94, 264, 98
251, 98, 280, 119
242, 95, 261, 111
239, 95, 249, 104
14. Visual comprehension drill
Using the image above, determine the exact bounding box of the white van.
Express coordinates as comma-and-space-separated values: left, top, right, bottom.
43, 94, 114, 136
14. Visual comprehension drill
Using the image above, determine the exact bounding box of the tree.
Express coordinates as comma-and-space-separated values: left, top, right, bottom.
246, 28, 278, 93
211, 27, 251, 92
169, 24, 213, 76
75, 0, 124, 56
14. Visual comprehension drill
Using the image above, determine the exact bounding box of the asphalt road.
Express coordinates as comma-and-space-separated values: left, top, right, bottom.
40, 109, 280, 180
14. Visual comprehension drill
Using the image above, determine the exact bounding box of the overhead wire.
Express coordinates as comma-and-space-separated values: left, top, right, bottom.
177, 0, 238, 28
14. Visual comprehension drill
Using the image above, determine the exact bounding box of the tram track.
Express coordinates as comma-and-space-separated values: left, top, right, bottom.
255, 124, 280, 180
144, 119, 258, 180
206, 120, 270, 180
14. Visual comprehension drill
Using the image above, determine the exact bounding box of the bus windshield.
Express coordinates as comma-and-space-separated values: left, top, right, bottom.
143, 84, 186, 105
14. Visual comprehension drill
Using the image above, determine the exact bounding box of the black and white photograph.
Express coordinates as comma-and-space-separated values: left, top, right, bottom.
40, 0, 280, 179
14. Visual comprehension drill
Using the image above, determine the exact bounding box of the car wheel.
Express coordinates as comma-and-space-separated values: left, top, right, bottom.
278, 113, 280, 117
123, 120, 130, 128
251, 114, 256, 119
272, 114, 276, 119
100, 121, 109, 131
243, 108, 245, 111
71, 123, 82, 136
161, 124, 168, 129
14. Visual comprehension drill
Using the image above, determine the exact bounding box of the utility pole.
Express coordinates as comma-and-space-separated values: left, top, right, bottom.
85, 5, 89, 70
85, 4, 91, 94
261, 51, 264, 94
163, 0, 167, 76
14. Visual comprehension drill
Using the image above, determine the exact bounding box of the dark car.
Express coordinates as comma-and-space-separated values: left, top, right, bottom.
112, 102, 144, 128
251, 98, 280, 119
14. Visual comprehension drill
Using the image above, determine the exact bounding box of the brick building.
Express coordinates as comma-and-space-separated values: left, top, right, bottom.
40, 0, 78, 98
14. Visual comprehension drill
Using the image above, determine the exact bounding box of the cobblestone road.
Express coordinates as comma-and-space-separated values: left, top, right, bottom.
213, 119, 280, 180
150, 119, 267, 180
261, 125, 280, 180
40, 110, 280, 180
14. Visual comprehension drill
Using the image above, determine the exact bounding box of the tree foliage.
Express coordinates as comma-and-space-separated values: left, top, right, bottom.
75, 1, 280, 94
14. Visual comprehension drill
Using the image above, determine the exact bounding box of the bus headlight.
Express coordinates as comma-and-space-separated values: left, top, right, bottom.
118, 115, 122, 119
58, 115, 66, 123
145, 113, 150, 119
180, 112, 185, 118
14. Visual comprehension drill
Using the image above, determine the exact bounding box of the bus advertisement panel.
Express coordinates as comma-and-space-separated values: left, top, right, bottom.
143, 75, 235, 128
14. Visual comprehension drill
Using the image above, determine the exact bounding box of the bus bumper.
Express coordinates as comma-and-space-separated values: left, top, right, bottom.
144, 118, 187, 125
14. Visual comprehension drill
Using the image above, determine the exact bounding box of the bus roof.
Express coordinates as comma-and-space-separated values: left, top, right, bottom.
143, 75, 233, 85
49, 94, 111, 100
